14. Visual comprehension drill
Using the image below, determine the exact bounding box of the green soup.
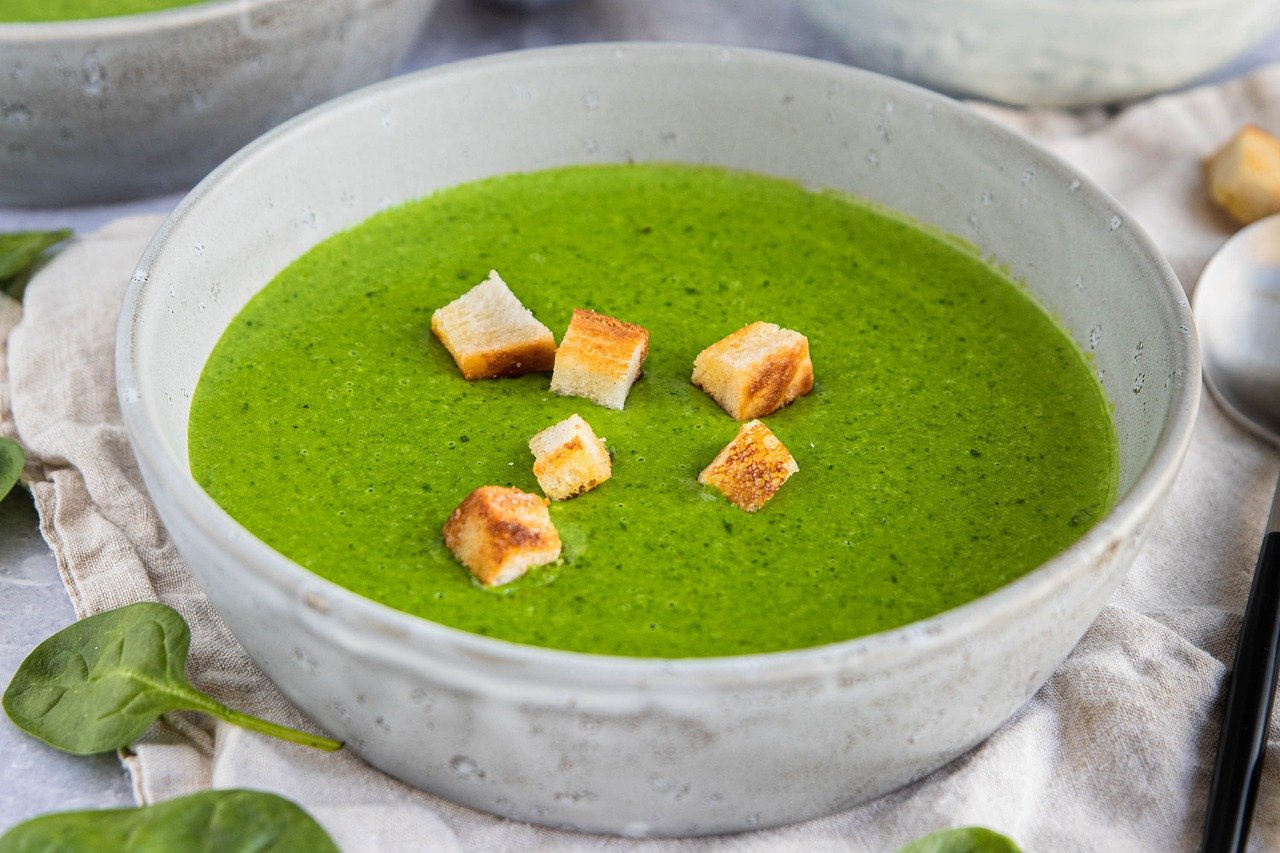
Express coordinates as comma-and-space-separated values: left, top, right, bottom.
189, 164, 1118, 658
0, 0, 205, 22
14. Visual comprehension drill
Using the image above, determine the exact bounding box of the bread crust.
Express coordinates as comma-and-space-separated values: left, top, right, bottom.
1204, 124, 1280, 226
442, 486, 561, 586
529, 414, 612, 500
550, 309, 650, 409
431, 271, 557, 380
698, 420, 798, 512
692, 322, 813, 420
452, 339, 557, 380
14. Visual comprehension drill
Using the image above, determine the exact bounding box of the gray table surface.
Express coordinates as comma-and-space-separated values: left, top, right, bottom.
3, 0, 1280, 836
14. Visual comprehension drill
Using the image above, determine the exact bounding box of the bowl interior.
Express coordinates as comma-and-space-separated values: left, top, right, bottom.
122, 42, 1195, 628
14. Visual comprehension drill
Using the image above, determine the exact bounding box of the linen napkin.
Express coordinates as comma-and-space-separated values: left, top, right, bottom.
7, 66, 1280, 852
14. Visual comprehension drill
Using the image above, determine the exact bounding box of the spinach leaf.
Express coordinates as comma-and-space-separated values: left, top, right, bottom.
0, 438, 23, 502
2, 602, 341, 754
897, 826, 1023, 853
0, 230, 72, 301
0, 788, 339, 853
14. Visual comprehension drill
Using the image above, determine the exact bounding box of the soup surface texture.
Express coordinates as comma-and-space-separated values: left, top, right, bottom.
189, 164, 1118, 658
1, 0, 204, 21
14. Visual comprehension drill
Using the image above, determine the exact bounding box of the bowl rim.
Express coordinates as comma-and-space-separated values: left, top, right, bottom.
117, 41, 1201, 690
0, 0, 322, 38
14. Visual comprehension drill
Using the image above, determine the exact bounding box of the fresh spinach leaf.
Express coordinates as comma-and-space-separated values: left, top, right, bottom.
2, 602, 341, 754
897, 826, 1023, 853
0, 438, 23, 502
0, 230, 72, 301
0, 788, 339, 853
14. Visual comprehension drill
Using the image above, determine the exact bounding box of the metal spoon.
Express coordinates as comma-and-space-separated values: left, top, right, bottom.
1195, 212, 1280, 853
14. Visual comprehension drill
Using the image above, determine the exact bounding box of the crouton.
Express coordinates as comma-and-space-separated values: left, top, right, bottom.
431, 270, 557, 380
698, 420, 798, 512
692, 321, 813, 420
550, 309, 650, 410
1204, 125, 1280, 225
529, 413, 612, 500
442, 485, 561, 586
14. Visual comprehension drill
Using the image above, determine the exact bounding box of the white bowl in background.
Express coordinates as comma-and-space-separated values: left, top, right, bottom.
118, 44, 1199, 836
802, 0, 1280, 107
0, 0, 438, 205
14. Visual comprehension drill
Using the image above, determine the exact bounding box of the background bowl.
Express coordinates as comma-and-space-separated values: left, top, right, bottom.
801, 0, 1280, 107
0, 0, 437, 206
118, 44, 1198, 836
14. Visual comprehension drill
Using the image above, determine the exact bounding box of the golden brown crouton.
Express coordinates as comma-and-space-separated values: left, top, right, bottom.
431, 270, 557, 380
1204, 125, 1280, 225
692, 321, 813, 420
442, 485, 561, 586
529, 413, 612, 501
698, 420, 798, 512
550, 309, 650, 410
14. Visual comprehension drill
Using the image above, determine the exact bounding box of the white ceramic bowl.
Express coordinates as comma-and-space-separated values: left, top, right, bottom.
802, 0, 1280, 107
118, 44, 1199, 836
0, 0, 437, 205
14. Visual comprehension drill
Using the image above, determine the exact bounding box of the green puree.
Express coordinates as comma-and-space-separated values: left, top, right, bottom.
189, 164, 1118, 658
1, 0, 205, 22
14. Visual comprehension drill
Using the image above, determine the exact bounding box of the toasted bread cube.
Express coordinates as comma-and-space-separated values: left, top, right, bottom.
699, 420, 798, 512
431, 270, 557, 380
550, 309, 649, 410
1205, 125, 1280, 225
529, 414, 612, 500
692, 321, 813, 420
442, 486, 561, 586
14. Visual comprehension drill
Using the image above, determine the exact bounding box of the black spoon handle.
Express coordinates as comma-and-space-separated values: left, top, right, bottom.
1201, 480, 1280, 853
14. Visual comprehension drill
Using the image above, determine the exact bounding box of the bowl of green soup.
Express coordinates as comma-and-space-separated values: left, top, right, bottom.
0, 0, 437, 205
117, 44, 1199, 836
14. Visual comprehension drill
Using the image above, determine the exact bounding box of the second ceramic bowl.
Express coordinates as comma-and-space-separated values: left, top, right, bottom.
802, 0, 1280, 106
0, 0, 438, 205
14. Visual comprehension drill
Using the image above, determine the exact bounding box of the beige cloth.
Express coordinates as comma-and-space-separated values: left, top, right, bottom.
8, 67, 1280, 852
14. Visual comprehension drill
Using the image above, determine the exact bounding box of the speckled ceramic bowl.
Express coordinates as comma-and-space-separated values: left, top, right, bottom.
801, 0, 1280, 106
0, 0, 437, 205
117, 44, 1199, 836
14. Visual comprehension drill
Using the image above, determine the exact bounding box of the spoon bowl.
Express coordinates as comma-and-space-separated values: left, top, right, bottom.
1195, 213, 1280, 446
